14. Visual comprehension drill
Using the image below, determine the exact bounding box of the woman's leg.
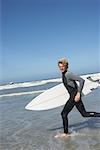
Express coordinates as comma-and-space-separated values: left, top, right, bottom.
75, 98, 100, 117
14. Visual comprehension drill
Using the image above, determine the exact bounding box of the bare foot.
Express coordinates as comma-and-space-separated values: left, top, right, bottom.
55, 133, 71, 139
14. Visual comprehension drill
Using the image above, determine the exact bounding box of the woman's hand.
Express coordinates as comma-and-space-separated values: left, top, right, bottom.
74, 92, 80, 102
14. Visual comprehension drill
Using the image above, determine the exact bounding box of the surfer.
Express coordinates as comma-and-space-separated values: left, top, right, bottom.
55, 58, 100, 138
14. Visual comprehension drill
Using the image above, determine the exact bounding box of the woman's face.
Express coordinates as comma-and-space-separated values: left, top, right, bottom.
58, 63, 66, 73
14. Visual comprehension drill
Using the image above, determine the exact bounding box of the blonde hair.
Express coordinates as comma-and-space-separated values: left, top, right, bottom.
58, 58, 68, 68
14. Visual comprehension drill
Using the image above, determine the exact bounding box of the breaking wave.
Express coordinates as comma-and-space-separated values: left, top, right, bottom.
0, 78, 62, 90
0, 90, 45, 98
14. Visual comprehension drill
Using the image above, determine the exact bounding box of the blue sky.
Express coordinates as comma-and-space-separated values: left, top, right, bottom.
1, 0, 100, 83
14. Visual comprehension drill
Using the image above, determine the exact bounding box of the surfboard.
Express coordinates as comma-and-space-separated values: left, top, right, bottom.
25, 73, 100, 111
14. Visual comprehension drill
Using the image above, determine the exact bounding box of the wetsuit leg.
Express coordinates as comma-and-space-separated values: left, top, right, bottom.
61, 91, 76, 133
75, 98, 100, 117
61, 98, 75, 133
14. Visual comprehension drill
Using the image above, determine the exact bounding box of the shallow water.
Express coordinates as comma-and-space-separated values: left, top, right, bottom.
0, 88, 100, 150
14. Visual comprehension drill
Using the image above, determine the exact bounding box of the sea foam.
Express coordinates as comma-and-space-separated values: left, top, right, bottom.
0, 78, 62, 90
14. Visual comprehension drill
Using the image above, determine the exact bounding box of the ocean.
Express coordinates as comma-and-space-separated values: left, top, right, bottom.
0, 77, 100, 150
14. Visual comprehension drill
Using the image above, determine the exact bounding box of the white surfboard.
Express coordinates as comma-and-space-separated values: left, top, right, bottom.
25, 73, 100, 111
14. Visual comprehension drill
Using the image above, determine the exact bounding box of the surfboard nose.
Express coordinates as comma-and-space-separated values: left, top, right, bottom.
25, 103, 33, 110
25, 105, 30, 110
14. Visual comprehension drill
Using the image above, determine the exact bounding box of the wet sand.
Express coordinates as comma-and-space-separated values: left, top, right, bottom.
0, 88, 100, 150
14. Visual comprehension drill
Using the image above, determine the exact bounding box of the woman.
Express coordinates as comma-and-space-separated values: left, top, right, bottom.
55, 58, 100, 138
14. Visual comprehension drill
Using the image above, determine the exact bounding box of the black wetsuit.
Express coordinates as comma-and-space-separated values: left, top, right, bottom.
61, 70, 100, 134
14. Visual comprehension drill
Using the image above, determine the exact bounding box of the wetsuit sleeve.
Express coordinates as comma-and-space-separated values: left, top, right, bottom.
67, 72, 85, 93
